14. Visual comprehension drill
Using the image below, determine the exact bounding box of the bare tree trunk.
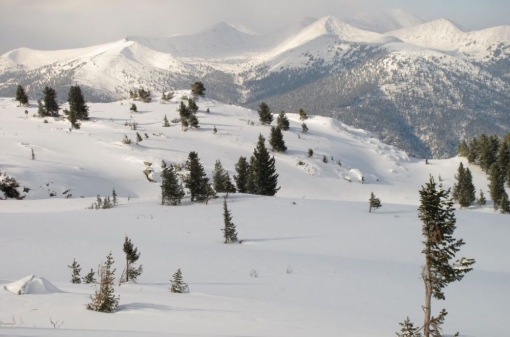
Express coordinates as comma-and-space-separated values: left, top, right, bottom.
423, 260, 432, 337
126, 258, 129, 283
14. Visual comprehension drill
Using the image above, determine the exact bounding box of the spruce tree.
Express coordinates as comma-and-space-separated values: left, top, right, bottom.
269, 126, 287, 153
298, 108, 308, 121
456, 140, 468, 157
212, 160, 235, 194
452, 162, 465, 202
112, 188, 117, 206
82, 268, 96, 284
178, 101, 190, 130
188, 98, 199, 114
86, 252, 119, 313
499, 191, 510, 214
37, 99, 46, 117
16, 85, 28, 107
68, 107, 80, 129
488, 162, 506, 210
163, 114, 170, 127
43, 86, 59, 116
161, 161, 185, 206
507, 165, 510, 188
459, 167, 476, 208
369, 192, 382, 212
396, 317, 422, 337
188, 114, 200, 129
122, 236, 143, 284
418, 176, 475, 337
249, 134, 280, 196
497, 140, 510, 183
68, 258, 82, 284
467, 137, 478, 164
477, 189, 486, 207
68, 85, 89, 120
234, 156, 250, 193
136, 132, 143, 143
245, 156, 256, 194
184, 152, 211, 202
191, 81, 206, 98
308, 148, 313, 158
170, 268, 189, 293
222, 198, 238, 243
301, 122, 309, 133
258, 102, 273, 125
276, 111, 290, 131
130, 103, 137, 113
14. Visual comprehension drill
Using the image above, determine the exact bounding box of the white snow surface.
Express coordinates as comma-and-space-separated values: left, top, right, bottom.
0, 95, 509, 336
4, 275, 62, 295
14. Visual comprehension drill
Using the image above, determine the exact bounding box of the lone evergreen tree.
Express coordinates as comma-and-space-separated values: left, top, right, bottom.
112, 188, 117, 206
130, 103, 137, 113
184, 152, 211, 202
276, 111, 290, 131
37, 99, 46, 117
451, 162, 465, 202
82, 268, 96, 284
161, 161, 185, 206
170, 268, 189, 293
86, 252, 119, 313
477, 189, 486, 207
121, 236, 143, 284
396, 317, 422, 337
191, 81, 206, 98
136, 132, 143, 143
269, 126, 287, 152
31, 148, 35, 160
43, 86, 59, 116
299, 108, 308, 121
301, 122, 308, 133
369, 192, 382, 212
459, 168, 476, 208
222, 198, 238, 243
308, 148, 313, 158
212, 160, 236, 194
16, 85, 29, 107
68, 258, 82, 284
163, 114, 170, 127
68, 85, 89, 120
488, 163, 506, 210
258, 102, 273, 125
418, 176, 475, 337
234, 156, 250, 193
248, 134, 280, 196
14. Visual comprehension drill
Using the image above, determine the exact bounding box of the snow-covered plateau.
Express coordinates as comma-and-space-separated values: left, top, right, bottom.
0, 93, 509, 337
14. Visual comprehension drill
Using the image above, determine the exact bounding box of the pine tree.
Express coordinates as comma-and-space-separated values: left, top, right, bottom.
396, 317, 422, 337
258, 102, 273, 125
188, 114, 200, 129
222, 198, 238, 243
507, 165, 510, 188
452, 162, 465, 202
112, 188, 117, 206
234, 156, 250, 193
68, 85, 89, 120
499, 191, 510, 214
37, 99, 46, 117
477, 189, 486, 207
458, 168, 476, 208
31, 148, 35, 160
248, 134, 280, 196
187, 98, 199, 114
43, 86, 59, 116
68, 258, 82, 284
178, 101, 190, 130
301, 122, 308, 133
308, 148, 313, 158
86, 252, 119, 313
212, 160, 235, 193
418, 176, 475, 337
68, 106, 81, 129
298, 108, 308, 121
16, 85, 29, 107
191, 81, 206, 98
163, 114, 170, 127
488, 162, 506, 210
276, 111, 290, 131
269, 126, 287, 152
170, 268, 189, 293
122, 236, 143, 284
130, 103, 137, 113
497, 140, 510, 183
369, 192, 382, 212
467, 137, 478, 164
322, 155, 328, 163
456, 140, 468, 157
161, 161, 185, 205
184, 152, 210, 202
82, 269, 96, 284
136, 132, 143, 143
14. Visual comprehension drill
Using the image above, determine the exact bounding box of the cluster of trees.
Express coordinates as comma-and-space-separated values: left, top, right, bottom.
0, 170, 24, 200
457, 133, 510, 212
87, 189, 118, 210
452, 163, 477, 208
178, 99, 200, 130
129, 88, 152, 103
257, 103, 289, 153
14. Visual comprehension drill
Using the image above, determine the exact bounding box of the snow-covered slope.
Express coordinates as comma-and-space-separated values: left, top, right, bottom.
344, 8, 425, 33
1, 95, 509, 337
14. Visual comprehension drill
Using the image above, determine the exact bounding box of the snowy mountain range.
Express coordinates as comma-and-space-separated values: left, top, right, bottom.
1, 10, 510, 158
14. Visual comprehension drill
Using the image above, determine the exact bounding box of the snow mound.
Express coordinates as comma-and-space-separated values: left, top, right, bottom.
4, 275, 62, 295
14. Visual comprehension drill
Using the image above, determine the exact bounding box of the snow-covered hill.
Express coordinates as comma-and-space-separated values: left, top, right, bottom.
1, 94, 510, 337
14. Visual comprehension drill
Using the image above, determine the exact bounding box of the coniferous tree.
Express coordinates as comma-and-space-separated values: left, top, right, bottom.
16, 85, 29, 107
418, 176, 475, 337
163, 114, 170, 127
298, 108, 307, 121
136, 132, 143, 143
301, 122, 309, 133
37, 99, 46, 117
191, 81, 206, 98
258, 102, 273, 125
130, 103, 137, 113
83, 269, 96, 284
188, 98, 199, 114
499, 191, 510, 214
212, 160, 235, 193
68, 85, 89, 120
188, 114, 200, 129
112, 188, 117, 206
68, 107, 80, 129
452, 162, 465, 202
87, 252, 119, 313
396, 317, 422, 337
477, 189, 486, 207
170, 268, 189, 293
369, 192, 382, 212
31, 148, 35, 160
68, 258, 82, 284
456, 140, 468, 157
459, 168, 476, 208
43, 86, 59, 116
222, 198, 238, 243
467, 137, 478, 164
276, 111, 290, 131
234, 156, 250, 193
269, 126, 287, 152
507, 165, 510, 188
245, 156, 256, 194
122, 236, 143, 284
497, 140, 510, 183
213, 125, 217, 134
184, 152, 211, 202
308, 148, 313, 158
161, 161, 185, 205
248, 134, 279, 196
178, 101, 190, 130
488, 162, 506, 210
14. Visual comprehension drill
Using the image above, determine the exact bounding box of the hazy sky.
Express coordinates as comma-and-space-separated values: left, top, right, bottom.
0, 0, 509, 54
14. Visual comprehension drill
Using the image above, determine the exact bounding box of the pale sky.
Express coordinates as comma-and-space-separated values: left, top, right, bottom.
0, 0, 509, 54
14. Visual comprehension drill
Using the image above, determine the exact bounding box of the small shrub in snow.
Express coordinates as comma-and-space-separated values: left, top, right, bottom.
322, 155, 328, 163
170, 268, 189, 293
122, 135, 132, 145
130, 103, 137, 113
83, 268, 96, 284
162, 115, 170, 127
299, 108, 307, 121
222, 198, 238, 244
301, 122, 308, 133
68, 258, 82, 284
213, 125, 217, 134
120, 236, 143, 284
136, 132, 143, 143
286, 266, 293, 274
249, 269, 259, 278
369, 192, 382, 212
308, 148, 313, 158
395, 317, 421, 337
87, 252, 119, 313
0, 171, 25, 199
